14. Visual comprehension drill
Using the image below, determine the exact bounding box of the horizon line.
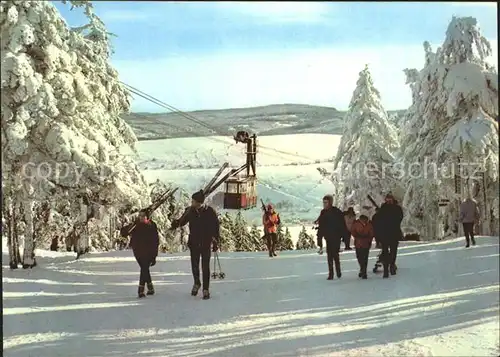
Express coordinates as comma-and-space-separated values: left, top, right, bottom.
124, 102, 408, 115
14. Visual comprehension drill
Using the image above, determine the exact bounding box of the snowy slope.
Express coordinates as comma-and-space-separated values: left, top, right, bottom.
124, 134, 341, 224
130, 134, 338, 169
3, 236, 499, 357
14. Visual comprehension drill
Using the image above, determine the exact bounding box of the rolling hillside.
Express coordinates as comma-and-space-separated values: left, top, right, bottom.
122, 104, 405, 140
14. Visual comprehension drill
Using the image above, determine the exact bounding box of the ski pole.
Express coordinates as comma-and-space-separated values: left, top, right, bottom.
216, 251, 222, 272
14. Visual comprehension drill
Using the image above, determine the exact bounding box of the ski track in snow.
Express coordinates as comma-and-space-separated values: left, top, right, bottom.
3, 237, 499, 357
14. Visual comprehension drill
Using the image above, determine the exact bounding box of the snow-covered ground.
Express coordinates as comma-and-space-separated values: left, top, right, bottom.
124, 134, 341, 224
3, 236, 499, 357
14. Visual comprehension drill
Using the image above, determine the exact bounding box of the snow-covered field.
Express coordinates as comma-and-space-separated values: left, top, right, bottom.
125, 134, 341, 224
3, 236, 499, 357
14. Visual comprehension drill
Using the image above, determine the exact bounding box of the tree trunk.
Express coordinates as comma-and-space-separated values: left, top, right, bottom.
50, 236, 59, 251
76, 199, 89, 258
22, 199, 37, 269
5, 196, 20, 269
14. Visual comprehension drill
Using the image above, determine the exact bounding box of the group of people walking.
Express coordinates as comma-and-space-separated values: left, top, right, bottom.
121, 188, 480, 300
315, 193, 403, 280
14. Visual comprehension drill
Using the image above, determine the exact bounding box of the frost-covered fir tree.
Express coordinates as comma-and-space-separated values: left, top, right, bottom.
219, 212, 236, 252
232, 211, 253, 251
249, 224, 266, 251
276, 225, 294, 251
282, 227, 294, 250
295, 226, 316, 250
333, 65, 400, 210
1, 1, 153, 268
400, 17, 498, 238
436, 17, 498, 236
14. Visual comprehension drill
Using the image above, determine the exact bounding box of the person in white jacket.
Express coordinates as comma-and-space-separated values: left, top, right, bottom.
459, 197, 480, 248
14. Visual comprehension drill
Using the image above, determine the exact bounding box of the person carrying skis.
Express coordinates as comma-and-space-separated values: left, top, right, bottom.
263, 203, 280, 257
459, 197, 480, 248
120, 210, 159, 298
171, 190, 220, 300
316, 195, 348, 280
351, 214, 374, 279
376, 193, 403, 278
342, 207, 355, 250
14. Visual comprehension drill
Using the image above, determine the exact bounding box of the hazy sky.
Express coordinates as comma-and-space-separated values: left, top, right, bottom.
55, 1, 497, 112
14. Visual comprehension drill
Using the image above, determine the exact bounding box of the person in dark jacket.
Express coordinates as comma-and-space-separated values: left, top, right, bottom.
459, 197, 480, 247
376, 194, 403, 278
316, 195, 348, 280
120, 210, 159, 298
372, 208, 382, 249
171, 190, 220, 300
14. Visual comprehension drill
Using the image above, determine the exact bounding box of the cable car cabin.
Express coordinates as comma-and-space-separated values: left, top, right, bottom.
223, 176, 257, 210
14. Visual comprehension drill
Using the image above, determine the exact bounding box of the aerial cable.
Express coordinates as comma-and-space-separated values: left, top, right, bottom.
121, 82, 320, 162
124, 86, 233, 148
121, 82, 219, 134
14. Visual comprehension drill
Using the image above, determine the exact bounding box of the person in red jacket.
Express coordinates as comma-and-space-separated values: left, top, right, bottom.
263, 204, 280, 257
351, 214, 374, 279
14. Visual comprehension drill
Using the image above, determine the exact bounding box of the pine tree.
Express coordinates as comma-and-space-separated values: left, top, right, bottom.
307, 230, 317, 249
283, 227, 294, 250
1, 1, 154, 267
232, 211, 252, 251
398, 42, 444, 239
276, 226, 294, 251
333, 65, 401, 210
249, 224, 265, 251
296, 225, 315, 250
400, 17, 498, 238
275, 224, 284, 250
219, 212, 236, 252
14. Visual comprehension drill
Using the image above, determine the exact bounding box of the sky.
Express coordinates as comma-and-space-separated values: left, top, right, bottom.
54, 1, 498, 113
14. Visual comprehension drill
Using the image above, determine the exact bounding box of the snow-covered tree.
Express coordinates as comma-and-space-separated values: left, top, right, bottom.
283, 227, 295, 250
219, 212, 236, 252
296, 226, 316, 250
333, 65, 400, 210
249, 224, 266, 251
400, 17, 499, 238
1, 1, 153, 268
276, 225, 294, 251
232, 211, 253, 251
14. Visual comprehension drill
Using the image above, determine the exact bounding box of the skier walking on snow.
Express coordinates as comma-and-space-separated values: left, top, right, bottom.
342, 207, 355, 250
263, 204, 280, 257
459, 197, 480, 248
351, 214, 374, 279
171, 190, 220, 300
376, 194, 403, 278
120, 210, 159, 298
316, 195, 348, 280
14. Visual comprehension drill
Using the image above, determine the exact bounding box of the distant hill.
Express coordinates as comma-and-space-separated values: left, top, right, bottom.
122, 104, 406, 140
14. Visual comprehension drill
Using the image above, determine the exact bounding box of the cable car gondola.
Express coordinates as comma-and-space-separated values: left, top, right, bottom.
223, 131, 257, 210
